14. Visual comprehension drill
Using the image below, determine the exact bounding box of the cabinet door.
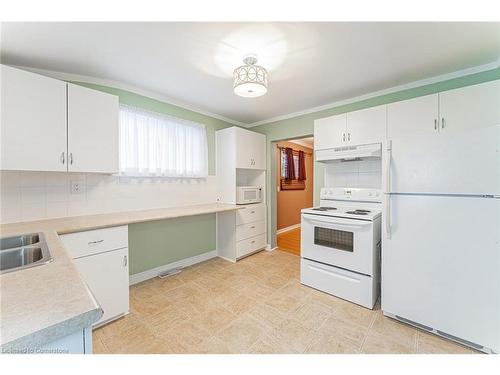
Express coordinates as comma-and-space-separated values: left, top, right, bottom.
314, 113, 346, 150
1, 65, 67, 172
439, 80, 500, 134
73, 248, 129, 326
67, 84, 119, 173
387, 94, 439, 140
347, 105, 387, 145
236, 128, 266, 169
250, 131, 266, 169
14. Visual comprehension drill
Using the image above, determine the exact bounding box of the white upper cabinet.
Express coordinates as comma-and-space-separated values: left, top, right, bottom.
439, 80, 500, 134
387, 80, 500, 141
314, 113, 346, 150
387, 94, 439, 140
0, 65, 119, 174
314, 105, 386, 151
235, 127, 266, 170
1, 65, 68, 172
346, 105, 387, 145
67, 84, 119, 173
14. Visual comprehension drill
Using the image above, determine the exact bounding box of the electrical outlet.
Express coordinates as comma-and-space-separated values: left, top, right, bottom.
70, 180, 84, 194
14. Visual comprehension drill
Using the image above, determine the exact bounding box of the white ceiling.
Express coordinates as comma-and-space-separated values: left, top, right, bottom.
1, 22, 499, 125
288, 137, 314, 149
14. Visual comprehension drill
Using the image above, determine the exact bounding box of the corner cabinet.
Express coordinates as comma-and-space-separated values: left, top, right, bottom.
216, 126, 268, 261
1, 65, 68, 172
60, 225, 129, 327
1, 65, 119, 174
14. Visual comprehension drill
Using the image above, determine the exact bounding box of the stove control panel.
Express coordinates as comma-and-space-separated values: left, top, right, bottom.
320, 187, 382, 202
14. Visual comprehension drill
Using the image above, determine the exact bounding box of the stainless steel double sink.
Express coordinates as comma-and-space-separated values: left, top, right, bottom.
0, 233, 52, 274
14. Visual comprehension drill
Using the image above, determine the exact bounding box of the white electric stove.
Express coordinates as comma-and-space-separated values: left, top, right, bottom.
300, 187, 382, 309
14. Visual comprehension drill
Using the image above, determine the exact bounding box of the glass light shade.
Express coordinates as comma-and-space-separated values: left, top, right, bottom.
233, 56, 268, 98
233, 82, 268, 98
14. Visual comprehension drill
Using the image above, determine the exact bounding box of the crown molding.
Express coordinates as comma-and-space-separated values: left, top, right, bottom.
10, 58, 500, 130
247, 59, 500, 128
8, 65, 247, 127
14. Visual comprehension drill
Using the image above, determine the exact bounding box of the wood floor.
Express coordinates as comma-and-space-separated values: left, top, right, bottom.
92, 250, 477, 354
277, 227, 301, 256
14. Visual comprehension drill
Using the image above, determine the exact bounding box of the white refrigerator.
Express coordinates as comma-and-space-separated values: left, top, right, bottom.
381, 124, 500, 353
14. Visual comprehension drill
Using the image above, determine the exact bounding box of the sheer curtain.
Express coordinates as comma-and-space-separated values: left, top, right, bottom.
119, 104, 208, 178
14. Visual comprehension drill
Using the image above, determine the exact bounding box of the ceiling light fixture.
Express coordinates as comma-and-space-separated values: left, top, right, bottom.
233, 54, 268, 98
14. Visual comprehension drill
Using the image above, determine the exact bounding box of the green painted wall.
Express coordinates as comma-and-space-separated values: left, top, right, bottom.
72, 82, 235, 176
71, 82, 234, 275
128, 214, 216, 275
251, 67, 500, 248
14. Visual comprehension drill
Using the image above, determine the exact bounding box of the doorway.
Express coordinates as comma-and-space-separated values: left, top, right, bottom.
275, 137, 314, 256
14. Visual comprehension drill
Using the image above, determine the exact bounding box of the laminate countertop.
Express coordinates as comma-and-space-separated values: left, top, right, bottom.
0, 203, 241, 351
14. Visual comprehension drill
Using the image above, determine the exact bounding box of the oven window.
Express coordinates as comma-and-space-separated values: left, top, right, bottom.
314, 227, 353, 252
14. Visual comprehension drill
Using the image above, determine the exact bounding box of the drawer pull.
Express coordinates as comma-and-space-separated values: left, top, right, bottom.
88, 239, 104, 246
251, 226, 255, 229
251, 211, 255, 214
251, 240, 255, 244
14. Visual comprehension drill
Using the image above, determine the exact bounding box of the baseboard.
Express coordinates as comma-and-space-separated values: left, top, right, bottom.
265, 244, 277, 251
129, 250, 217, 285
276, 224, 300, 235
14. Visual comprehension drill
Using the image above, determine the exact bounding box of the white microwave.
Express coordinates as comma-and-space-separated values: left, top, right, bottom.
236, 186, 262, 205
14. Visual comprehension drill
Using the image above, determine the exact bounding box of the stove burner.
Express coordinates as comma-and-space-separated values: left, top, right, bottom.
346, 209, 370, 215
312, 207, 337, 211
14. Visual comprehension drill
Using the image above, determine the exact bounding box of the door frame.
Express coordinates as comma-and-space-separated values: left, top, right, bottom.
269, 135, 314, 250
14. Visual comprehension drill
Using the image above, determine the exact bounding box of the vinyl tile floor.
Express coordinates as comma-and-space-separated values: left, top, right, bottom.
92, 249, 478, 354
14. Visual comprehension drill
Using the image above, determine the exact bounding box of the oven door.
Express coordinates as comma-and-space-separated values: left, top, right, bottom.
301, 213, 374, 276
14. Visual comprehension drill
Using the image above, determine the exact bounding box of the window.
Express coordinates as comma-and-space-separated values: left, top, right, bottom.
280, 147, 306, 190
119, 105, 208, 178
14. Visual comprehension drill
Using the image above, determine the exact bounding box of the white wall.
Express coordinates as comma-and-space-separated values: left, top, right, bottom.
324, 159, 381, 189
0, 171, 216, 224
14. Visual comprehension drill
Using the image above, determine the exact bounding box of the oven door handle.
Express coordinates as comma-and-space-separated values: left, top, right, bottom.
303, 215, 372, 229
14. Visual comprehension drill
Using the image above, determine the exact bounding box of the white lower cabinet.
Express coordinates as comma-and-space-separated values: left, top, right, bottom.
236, 233, 267, 259
39, 327, 92, 354
73, 248, 129, 325
61, 226, 129, 327
217, 204, 267, 261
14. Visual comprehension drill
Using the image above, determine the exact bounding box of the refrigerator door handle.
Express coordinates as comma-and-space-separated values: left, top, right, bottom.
384, 194, 391, 239
383, 140, 392, 193
383, 140, 392, 239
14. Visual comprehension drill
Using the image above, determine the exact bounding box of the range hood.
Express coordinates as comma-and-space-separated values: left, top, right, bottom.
315, 143, 381, 163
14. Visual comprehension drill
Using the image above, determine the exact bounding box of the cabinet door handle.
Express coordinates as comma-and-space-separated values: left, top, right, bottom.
60, 152, 65, 164
342, 133, 346, 142
123, 255, 128, 267
69, 153, 73, 165
434, 119, 437, 130
88, 239, 104, 246
441, 118, 445, 129
347, 133, 351, 142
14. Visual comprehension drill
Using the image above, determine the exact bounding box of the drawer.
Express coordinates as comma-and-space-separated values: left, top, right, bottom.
236, 233, 267, 259
300, 258, 377, 309
236, 204, 266, 225
236, 220, 266, 241
60, 225, 128, 259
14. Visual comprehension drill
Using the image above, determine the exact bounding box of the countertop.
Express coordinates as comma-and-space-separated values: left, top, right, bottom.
0, 203, 241, 350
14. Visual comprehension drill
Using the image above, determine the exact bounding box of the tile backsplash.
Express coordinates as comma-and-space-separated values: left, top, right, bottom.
0, 171, 217, 224
324, 159, 381, 189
